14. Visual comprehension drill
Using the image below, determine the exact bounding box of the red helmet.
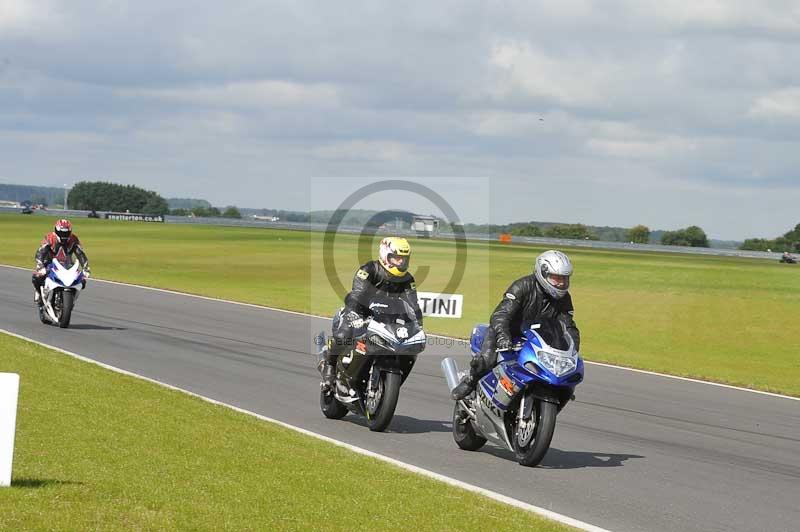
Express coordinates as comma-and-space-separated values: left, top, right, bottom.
54, 219, 73, 244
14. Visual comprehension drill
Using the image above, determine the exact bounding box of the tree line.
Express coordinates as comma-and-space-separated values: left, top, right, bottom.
69, 181, 169, 215
0, 184, 65, 206
14, 181, 792, 251
66, 182, 244, 219
170, 206, 242, 218
740, 224, 800, 252
446, 221, 710, 247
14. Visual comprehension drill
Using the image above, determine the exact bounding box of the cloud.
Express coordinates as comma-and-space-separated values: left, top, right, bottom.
586, 136, 698, 160
312, 141, 417, 162
0, 0, 33, 28
121, 80, 342, 110
488, 41, 624, 108
1, 1, 800, 240
644, 0, 800, 34
749, 87, 800, 121
0, 0, 68, 39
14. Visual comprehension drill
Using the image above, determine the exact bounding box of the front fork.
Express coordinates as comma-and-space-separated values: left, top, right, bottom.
366, 364, 380, 400
41, 288, 62, 323
458, 399, 477, 421
515, 391, 536, 441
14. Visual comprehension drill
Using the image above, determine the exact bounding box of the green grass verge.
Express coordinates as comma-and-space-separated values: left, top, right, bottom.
3, 213, 799, 396
0, 333, 572, 531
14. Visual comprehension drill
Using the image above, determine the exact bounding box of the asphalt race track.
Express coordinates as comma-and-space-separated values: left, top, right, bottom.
1, 265, 798, 532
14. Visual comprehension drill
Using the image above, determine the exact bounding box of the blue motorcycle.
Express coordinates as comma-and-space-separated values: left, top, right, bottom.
442, 319, 584, 466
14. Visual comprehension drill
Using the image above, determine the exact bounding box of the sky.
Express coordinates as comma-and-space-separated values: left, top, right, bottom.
1, 1, 799, 240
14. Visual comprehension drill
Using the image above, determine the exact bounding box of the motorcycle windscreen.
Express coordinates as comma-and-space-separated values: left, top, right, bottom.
368, 295, 421, 328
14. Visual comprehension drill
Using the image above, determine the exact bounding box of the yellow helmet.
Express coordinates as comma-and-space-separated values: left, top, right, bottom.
379, 237, 411, 277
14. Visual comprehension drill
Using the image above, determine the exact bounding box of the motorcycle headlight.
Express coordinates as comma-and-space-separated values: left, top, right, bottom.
537, 350, 577, 377
369, 334, 388, 349
404, 330, 426, 345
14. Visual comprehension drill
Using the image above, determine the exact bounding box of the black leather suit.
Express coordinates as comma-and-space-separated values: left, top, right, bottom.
473, 274, 580, 376
329, 260, 422, 357
31, 232, 90, 298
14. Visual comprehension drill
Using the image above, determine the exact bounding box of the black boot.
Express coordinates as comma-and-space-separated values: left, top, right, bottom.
322, 357, 337, 388
321, 338, 342, 389
451, 375, 476, 400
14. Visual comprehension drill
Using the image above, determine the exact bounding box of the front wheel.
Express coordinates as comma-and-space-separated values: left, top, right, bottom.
367, 371, 401, 432
452, 401, 487, 451
319, 388, 347, 419
514, 399, 557, 467
58, 290, 74, 328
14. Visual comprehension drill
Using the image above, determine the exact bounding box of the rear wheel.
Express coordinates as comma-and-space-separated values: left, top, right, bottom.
452, 401, 486, 451
513, 399, 557, 467
367, 372, 401, 432
58, 290, 74, 329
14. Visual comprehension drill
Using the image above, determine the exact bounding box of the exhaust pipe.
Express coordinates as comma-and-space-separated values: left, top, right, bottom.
315, 332, 327, 374
441, 357, 461, 392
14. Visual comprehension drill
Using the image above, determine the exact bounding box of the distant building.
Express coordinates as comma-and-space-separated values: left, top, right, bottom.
411, 215, 440, 238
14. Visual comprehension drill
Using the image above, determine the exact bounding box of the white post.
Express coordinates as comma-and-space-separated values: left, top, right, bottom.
63, 184, 68, 210
0, 373, 20, 487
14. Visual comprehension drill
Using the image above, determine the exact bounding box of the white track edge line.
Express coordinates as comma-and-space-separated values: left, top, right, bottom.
2, 263, 796, 401
584, 361, 799, 401
0, 328, 611, 532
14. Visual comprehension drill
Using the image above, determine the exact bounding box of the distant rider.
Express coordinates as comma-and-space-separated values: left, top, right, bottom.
321, 237, 423, 388
32, 219, 91, 306
451, 250, 580, 400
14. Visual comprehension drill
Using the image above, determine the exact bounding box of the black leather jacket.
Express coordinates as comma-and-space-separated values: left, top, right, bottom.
344, 260, 423, 323
490, 275, 580, 351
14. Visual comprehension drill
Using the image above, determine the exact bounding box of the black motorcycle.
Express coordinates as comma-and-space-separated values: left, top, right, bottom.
780, 254, 797, 264
316, 296, 426, 432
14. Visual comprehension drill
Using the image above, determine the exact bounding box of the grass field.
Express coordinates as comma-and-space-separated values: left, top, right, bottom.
3, 213, 799, 396
0, 333, 572, 531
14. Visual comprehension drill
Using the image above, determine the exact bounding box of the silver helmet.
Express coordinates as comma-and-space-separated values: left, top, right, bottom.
534, 250, 573, 299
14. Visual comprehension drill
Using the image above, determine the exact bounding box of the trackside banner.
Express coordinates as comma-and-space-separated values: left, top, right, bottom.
0, 373, 19, 487
104, 212, 164, 222
417, 292, 463, 319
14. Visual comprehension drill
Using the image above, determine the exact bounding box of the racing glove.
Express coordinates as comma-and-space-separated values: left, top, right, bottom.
469, 354, 490, 375
495, 334, 512, 352
344, 310, 365, 329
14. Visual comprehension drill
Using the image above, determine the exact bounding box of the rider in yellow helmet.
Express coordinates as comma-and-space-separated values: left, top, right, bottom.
378, 236, 412, 277
321, 237, 422, 388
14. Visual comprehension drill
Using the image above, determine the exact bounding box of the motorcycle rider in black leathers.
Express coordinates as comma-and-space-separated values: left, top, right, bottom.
321, 237, 423, 388
451, 250, 580, 400
32, 219, 91, 307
